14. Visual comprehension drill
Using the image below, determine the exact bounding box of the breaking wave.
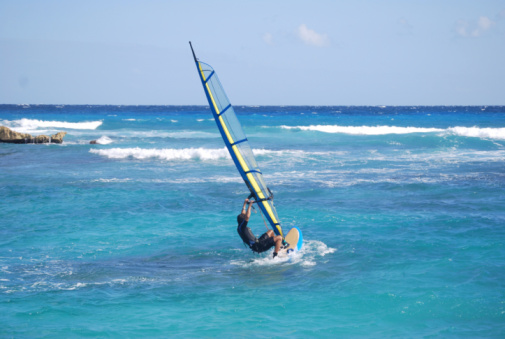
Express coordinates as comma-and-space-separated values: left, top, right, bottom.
281, 125, 505, 140
1, 118, 103, 133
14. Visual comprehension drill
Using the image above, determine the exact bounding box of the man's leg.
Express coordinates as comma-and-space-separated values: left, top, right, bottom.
274, 236, 282, 253
271, 235, 284, 258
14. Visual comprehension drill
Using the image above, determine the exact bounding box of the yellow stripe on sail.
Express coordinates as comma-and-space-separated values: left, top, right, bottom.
198, 62, 282, 237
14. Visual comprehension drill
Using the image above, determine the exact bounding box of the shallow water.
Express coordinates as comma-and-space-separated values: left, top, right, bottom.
1, 105, 504, 337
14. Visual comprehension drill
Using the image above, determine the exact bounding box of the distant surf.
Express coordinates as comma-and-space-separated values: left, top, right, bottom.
280, 125, 505, 140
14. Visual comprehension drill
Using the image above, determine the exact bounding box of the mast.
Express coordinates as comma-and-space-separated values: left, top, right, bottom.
189, 41, 197, 63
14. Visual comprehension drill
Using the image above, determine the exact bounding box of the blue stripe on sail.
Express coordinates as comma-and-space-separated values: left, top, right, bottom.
230, 138, 247, 146
204, 71, 215, 83
217, 104, 231, 116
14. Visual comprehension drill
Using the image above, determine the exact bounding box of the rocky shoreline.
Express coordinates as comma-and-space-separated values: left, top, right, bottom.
0, 126, 67, 144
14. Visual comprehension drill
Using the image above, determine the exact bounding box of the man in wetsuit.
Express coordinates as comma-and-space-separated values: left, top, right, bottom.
237, 198, 285, 258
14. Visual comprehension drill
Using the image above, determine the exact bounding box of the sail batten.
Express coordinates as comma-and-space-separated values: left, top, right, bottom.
191, 43, 283, 237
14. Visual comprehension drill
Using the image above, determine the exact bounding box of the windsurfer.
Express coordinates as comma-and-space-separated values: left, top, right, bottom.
237, 198, 286, 258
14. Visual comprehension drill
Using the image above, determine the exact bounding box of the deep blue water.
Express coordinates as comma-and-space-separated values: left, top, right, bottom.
1, 105, 504, 337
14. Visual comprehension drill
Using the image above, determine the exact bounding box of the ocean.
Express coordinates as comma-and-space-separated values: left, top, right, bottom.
1, 104, 504, 337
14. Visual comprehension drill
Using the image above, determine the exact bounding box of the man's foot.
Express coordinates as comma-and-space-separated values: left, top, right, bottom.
273, 252, 278, 258
281, 240, 290, 249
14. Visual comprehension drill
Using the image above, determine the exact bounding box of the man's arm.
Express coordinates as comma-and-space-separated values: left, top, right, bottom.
245, 200, 253, 221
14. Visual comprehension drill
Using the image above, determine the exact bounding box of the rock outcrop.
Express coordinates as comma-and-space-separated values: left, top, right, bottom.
0, 126, 67, 144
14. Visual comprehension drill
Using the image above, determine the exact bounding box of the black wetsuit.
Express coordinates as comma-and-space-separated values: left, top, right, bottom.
237, 214, 275, 253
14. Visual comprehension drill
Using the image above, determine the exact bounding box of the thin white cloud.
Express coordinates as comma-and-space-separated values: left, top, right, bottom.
456, 16, 495, 37
263, 32, 274, 45
397, 17, 413, 35
297, 24, 329, 47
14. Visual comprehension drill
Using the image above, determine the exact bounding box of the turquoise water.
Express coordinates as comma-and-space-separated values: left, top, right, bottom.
1, 105, 504, 337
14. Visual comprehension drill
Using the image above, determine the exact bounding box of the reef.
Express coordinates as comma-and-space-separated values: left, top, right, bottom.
0, 126, 67, 144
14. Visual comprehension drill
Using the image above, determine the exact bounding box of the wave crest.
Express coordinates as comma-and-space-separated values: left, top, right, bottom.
281, 124, 505, 140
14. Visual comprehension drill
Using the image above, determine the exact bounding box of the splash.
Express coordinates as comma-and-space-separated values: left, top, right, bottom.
94, 136, 113, 144
230, 240, 336, 268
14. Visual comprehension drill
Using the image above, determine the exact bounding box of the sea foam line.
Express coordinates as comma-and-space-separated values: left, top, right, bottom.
281, 125, 505, 139
90, 147, 230, 161
281, 125, 444, 135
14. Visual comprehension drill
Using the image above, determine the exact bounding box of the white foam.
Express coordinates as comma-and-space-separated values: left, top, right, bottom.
89, 147, 231, 161
307, 240, 337, 256
280, 124, 505, 140
1, 118, 102, 133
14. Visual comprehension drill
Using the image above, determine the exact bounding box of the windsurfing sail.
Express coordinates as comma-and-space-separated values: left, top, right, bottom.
190, 42, 283, 237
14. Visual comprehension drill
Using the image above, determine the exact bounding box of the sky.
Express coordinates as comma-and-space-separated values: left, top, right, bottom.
1, 0, 504, 106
